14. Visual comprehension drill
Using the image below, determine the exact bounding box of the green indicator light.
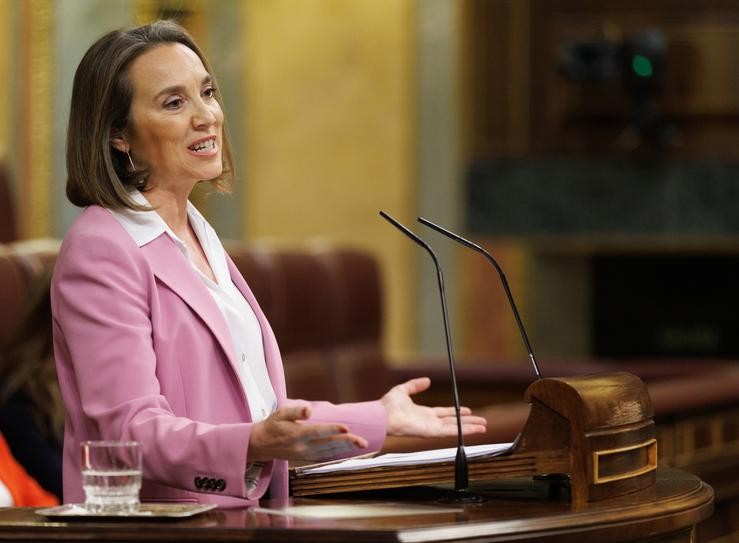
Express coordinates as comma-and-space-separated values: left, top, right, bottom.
632, 54, 653, 78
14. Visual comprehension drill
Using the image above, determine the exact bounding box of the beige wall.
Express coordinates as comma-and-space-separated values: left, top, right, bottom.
0, 0, 53, 238
18, 0, 53, 238
241, 1, 417, 357
0, 0, 8, 156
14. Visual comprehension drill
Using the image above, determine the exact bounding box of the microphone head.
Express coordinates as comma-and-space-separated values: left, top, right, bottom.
416, 216, 542, 380
380, 211, 431, 254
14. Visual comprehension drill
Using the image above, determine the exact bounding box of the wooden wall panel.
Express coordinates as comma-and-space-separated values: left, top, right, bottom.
458, 1, 739, 359
460, 0, 739, 158
528, 1, 739, 156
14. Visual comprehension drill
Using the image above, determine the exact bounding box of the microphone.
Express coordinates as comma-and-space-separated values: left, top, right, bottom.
417, 217, 542, 380
379, 211, 483, 503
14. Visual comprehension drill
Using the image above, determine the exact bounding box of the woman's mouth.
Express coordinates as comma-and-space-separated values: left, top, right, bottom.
188, 138, 217, 154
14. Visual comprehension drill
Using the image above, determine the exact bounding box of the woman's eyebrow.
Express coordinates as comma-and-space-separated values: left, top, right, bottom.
154, 75, 213, 100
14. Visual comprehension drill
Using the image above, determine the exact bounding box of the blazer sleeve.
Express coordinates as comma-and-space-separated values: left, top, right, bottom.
287, 399, 387, 457
51, 227, 255, 499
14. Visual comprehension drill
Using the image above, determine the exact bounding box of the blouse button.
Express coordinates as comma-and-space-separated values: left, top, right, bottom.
242, 353, 246, 362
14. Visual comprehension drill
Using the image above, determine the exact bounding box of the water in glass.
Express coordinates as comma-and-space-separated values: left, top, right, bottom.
81, 441, 142, 514
82, 468, 142, 513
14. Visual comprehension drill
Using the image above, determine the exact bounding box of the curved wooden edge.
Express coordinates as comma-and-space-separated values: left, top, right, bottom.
0, 469, 715, 543
399, 468, 714, 543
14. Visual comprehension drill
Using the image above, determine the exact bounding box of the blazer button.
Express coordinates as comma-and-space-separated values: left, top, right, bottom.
216, 479, 226, 492
194, 476, 203, 489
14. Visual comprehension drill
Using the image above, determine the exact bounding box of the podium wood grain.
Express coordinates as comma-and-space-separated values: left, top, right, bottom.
0, 468, 713, 543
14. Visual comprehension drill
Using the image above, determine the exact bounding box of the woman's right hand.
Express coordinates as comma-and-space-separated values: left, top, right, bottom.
247, 405, 368, 462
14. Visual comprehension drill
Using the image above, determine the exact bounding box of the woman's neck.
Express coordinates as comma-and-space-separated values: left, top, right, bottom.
143, 184, 193, 239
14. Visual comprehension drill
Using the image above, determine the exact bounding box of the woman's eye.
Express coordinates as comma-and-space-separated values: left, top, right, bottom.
203, 86, 216, 99
164, 98, 183, 109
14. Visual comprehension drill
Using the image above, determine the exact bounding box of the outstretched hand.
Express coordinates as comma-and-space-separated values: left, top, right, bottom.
380, 377, 487, 438
248, 405, 368, 462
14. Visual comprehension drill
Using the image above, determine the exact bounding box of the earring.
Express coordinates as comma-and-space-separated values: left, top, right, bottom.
126, 151, 136, 172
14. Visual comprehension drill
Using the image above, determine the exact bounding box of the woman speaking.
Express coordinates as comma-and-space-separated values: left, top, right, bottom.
52, 20, 486, 507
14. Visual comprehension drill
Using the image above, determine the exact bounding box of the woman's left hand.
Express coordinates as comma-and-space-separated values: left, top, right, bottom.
380, 377, 487, 438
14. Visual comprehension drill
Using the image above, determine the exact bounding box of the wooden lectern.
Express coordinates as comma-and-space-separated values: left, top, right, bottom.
0, 373, 713, 543
292, 372, 659, 503
517, 371, 657, 503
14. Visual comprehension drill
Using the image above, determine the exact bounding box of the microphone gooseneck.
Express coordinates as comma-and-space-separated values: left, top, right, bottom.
417, 216, 542, 380
379, 211, 480, 502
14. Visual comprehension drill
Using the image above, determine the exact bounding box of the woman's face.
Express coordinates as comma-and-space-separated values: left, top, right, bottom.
120, 42, 224, 191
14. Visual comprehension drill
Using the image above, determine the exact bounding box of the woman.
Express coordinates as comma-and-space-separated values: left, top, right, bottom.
52, 20, 486, 507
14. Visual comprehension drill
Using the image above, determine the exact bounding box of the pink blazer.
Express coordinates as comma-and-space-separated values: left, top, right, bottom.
51, 206, 387, 507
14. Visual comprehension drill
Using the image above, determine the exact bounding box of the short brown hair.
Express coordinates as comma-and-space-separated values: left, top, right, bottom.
66, 20, 235, 210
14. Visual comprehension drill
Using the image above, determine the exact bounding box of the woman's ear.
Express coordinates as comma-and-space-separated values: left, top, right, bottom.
110, 133, 128, 153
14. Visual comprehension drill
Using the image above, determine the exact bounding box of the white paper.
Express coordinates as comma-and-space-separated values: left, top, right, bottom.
299, 442, 513, 475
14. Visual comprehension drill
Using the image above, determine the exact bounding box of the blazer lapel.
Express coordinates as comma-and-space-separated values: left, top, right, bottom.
227, 256, 287, 402
141, 235, 244, 390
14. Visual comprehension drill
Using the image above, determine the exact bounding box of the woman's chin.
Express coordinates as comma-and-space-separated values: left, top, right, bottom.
195, 167, 224, 183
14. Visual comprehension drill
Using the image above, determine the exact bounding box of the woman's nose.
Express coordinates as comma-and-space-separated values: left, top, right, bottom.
192, 100, 218, 128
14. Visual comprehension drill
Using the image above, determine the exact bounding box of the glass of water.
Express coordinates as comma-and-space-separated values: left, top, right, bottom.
81, 441, 142, 514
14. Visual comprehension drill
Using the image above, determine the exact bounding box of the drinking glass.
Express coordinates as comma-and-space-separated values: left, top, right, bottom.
81, 441, 142, 514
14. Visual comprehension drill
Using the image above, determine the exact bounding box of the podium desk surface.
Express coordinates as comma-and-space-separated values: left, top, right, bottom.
0, 468, 712, 543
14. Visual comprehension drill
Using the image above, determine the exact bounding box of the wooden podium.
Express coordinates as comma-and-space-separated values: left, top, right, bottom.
0, 373, 715, 543
293, 372, 660, 504
0, 468, 712, 542
516, 371, 657, 503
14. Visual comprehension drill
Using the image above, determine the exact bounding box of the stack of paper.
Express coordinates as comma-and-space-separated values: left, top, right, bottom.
300, 443, 514, 475
291, 442, 531, 496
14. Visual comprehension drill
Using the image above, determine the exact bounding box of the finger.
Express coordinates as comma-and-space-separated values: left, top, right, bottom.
461, 423, 488, 434
300, 436, 365, 461
436, 415, 487, 426
432, 407, 458, 418
296, 423, 350, 442
303, 434, 368, 460
431, 406, 474, 417
461, 415, 488, 426
433, 407, 487, 424
425, 426, 461, 437
310, 434, 368, 450
272, 405, 311, 422
432, 423, 487, 437
440, 419, 460, 428
398, 377, 431, 396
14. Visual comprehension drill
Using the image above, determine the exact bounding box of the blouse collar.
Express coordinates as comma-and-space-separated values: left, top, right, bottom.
108, 189, 210, 254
